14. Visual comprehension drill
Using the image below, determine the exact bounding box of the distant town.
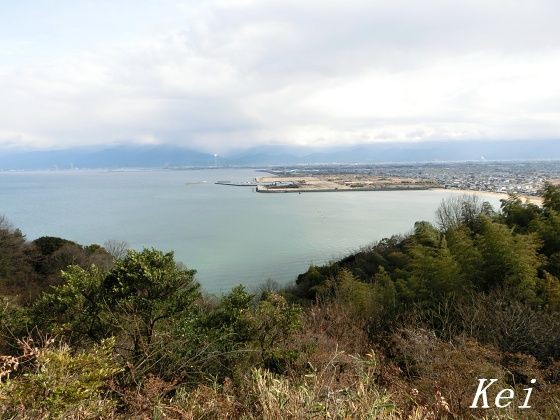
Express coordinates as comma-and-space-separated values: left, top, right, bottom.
260, 161, 560, 197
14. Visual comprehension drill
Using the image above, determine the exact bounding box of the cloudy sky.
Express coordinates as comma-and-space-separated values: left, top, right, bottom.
1, 0, 560, 153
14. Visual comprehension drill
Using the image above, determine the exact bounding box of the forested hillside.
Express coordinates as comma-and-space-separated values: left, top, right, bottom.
1, 187, 560, 418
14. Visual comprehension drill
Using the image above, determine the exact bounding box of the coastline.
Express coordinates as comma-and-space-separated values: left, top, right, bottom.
255, 175, 437, 193
254, 182, 544, 206
430, 188, 543, 206
256, 185, 432, 193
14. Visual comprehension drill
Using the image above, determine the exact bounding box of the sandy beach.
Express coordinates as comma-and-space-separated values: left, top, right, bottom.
431, 188, 543, 206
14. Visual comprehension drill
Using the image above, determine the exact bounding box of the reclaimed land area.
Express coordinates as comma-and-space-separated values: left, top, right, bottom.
255, 173, 544, 204
256, 174, 438, 193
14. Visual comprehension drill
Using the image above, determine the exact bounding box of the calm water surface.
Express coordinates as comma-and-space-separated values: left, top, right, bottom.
0, 169, 501, 293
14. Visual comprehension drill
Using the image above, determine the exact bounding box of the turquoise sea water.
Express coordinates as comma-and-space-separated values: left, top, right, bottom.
0, 168, 501, 293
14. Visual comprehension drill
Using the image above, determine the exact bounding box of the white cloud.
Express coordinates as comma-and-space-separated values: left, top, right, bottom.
0, 0, 559, 152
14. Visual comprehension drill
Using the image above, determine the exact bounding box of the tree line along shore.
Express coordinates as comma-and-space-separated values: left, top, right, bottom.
1, 186, 560, 418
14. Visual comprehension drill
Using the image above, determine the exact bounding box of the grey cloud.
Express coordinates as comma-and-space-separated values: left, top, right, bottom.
0, 0, 560, 152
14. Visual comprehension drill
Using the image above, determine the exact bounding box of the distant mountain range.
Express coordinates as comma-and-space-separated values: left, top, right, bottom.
0, 146, 215, 170
1, 140, 560, 170
226, 140, 560, 166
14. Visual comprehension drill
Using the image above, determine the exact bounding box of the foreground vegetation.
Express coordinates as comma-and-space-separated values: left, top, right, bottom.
1, 186, 560, 418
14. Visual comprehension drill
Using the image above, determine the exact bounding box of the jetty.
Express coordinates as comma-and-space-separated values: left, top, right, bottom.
215, 180, 258, 187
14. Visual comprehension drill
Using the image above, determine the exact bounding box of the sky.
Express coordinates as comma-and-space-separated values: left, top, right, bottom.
1, 0, 560, 153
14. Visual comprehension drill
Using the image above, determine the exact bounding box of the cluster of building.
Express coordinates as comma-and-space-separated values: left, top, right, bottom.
264, 161, 560, 197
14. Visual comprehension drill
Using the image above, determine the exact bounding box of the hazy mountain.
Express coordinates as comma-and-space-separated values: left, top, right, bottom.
1, 140, 560, 170
226, 140, 560, 165
0, 145, 216, 170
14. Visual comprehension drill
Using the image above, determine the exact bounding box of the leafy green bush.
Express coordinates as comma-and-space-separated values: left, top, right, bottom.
247, 293, 302, 372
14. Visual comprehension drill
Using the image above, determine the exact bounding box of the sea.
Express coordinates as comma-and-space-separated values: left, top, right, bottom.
0, 168, 502, 293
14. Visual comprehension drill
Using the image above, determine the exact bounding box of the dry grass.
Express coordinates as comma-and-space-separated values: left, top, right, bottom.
160, 350, 401, 419
3, 302, 559, 419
